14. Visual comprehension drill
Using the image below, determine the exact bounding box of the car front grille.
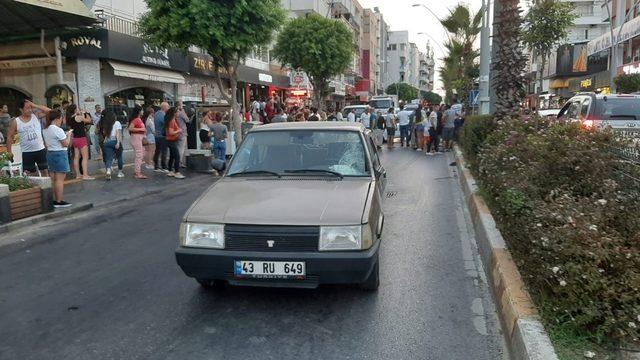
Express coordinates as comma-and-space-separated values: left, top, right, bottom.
224, 225, 320, 252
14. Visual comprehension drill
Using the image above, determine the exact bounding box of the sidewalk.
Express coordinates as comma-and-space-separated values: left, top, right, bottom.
63, 168, 216, 207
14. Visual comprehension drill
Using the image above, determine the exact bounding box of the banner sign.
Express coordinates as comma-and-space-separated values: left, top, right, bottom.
587, 15, 640, 56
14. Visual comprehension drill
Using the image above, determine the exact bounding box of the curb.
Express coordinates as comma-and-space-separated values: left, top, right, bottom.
453, 146, 558, 360
0, 202, 93, 235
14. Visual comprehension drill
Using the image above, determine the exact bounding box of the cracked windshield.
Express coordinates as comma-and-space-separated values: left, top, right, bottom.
0, 0, 637, 360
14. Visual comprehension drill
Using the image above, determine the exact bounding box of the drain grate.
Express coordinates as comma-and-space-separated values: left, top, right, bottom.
386, 191, 398, 198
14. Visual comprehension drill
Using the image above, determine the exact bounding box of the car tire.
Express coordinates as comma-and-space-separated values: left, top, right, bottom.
196, 278, 226, 290
360, 261, 379, 291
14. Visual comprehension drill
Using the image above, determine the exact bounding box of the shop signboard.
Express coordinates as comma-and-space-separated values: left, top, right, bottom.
62, 30, 189, 72
619, 62, 640, 75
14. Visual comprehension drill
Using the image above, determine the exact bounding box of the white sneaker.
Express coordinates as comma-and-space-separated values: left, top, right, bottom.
145, 164, 155, 170
117, 171, 125, 178
415, 148, 422, 151
167, 171, 175, 177
105, 168, 112, 180
174, 173, 186, 179
427, 152, 434, 156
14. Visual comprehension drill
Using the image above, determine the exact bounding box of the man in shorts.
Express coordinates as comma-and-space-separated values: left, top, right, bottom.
6, 99, 51, 176
442, 104, 457, 151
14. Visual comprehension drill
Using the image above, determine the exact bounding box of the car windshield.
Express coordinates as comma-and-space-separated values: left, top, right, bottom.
595, 98, 640, 120
227, 130, 370, 177
369, 99, 392, 109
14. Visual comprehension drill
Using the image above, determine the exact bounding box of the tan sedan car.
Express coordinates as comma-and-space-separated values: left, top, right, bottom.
176, 122, 387, 290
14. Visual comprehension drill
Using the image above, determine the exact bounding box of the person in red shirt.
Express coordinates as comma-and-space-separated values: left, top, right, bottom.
164, 107, 185, 179
128, 105, 147, 179
264, 97, 274, 123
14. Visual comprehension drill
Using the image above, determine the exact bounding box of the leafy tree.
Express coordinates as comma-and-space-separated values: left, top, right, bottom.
523, 0, 576, 94
440, 4, 482, 105
138, 0, 286, 142
420, 91, 443, 105
386, 83, 419, 102
273, 14, 354, 111
492, 0, 527, 119
614, 74, 640, 93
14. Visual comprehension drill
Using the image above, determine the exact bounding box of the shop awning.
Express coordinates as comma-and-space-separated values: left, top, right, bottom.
108, 61, 185, 84
0, 0, 98, 37
549, 79, 569, 89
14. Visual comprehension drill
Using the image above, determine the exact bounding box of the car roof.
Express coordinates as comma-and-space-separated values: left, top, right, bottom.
574, 92, 640, 99
251, 121, 367, 132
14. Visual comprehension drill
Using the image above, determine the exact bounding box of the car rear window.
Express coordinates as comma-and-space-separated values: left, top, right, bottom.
594, 98, 640, 120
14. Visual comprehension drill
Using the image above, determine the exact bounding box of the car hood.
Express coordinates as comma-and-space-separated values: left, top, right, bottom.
185, 178, 372, 226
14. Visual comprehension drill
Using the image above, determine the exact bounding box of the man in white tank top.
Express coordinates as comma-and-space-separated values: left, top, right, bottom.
7, 99, 51, 176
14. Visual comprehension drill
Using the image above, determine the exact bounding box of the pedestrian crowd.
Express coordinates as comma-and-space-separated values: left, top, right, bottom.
239, 95, 465, 155
0, 99, 196, 208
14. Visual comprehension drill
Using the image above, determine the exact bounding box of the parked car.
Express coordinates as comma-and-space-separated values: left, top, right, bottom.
342, 105, 367, 120
176, 122, 387, 290
557, 93, 640, 136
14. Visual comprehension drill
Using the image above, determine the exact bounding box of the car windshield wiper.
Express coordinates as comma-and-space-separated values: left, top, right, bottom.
283, 169, 344, 178
228, 170, 281, 178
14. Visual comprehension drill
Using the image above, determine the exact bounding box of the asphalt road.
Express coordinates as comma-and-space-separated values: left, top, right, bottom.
0, 147, 506, 360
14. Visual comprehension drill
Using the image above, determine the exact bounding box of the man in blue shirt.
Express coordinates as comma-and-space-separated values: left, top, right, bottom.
153, 102, 169, 172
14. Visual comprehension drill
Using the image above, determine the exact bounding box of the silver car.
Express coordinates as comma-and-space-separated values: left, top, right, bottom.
176, 122, 387, 290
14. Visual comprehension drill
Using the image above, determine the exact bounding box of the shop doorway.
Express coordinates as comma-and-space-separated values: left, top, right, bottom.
45, 85, 74, 109
0, 87, 30, 117
105, 87, 173, 124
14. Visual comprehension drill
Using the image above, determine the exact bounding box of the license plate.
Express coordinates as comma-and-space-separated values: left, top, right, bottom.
234, 261, 306, 278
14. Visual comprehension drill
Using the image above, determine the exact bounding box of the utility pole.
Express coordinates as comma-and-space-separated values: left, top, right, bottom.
609, 0, 625, 93
479, 0, 491, 114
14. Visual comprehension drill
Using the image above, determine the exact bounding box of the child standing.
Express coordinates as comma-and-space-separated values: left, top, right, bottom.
43, 109, 72, 208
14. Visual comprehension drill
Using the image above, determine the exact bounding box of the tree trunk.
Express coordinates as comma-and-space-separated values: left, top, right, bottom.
214, 64, 243, 144
538, 51, 546, 96
311, 78, 327, 112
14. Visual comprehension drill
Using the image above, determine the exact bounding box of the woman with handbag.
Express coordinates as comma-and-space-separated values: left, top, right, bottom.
128, 105, 147, 179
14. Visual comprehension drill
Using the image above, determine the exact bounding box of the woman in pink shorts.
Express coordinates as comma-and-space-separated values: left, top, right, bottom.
128, 105, 147, 179
66, 105, 95, 180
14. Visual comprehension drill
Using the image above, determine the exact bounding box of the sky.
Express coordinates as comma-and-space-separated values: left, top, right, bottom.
359, 0, 484, 95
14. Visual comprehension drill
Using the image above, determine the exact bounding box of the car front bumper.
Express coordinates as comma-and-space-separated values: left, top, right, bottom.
175, 240, 380, 289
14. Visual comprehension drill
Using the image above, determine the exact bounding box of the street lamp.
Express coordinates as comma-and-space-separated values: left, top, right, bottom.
416, 32, 445, 54
411, 3, 453, 43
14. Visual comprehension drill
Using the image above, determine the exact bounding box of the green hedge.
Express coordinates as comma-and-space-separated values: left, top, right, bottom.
461, 116, 640, 346
614, 73, 640, 93
459, 115, 497, 173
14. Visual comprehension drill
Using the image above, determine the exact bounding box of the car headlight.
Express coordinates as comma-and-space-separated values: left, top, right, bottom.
182, 223, 225, 249
319, 225, 373, 251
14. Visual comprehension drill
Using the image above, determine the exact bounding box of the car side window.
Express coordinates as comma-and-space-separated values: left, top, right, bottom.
563, 100, 581, 120
580, 98, 591, 118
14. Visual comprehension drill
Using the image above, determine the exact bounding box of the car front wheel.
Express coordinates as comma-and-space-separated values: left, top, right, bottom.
360, 261, 379, 291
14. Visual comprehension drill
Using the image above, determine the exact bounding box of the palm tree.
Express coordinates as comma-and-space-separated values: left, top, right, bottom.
440, 4, 482, 105
492, 0, 527, 119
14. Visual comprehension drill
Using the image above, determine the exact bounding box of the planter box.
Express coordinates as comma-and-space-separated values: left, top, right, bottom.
9, 187, 42, 221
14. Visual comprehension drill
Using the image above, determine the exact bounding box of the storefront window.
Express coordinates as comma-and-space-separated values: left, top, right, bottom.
45, 85, 74, 109
105, 87, 172, 123
0, 87, 29, 116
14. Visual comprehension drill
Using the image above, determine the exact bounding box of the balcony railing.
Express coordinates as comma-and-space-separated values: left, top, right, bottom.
98, 12, 139, 36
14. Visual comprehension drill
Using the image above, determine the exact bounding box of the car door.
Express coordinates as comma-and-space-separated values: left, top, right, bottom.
367, 135, 387, 191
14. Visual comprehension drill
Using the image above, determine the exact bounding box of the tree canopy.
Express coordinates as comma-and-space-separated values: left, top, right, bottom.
523, 0, 576, 94
439, 4, 482, 105
386, 83, 419, 102
420, 91, 443, 105
138, 0, 286, 140
273, 13, 354, 110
